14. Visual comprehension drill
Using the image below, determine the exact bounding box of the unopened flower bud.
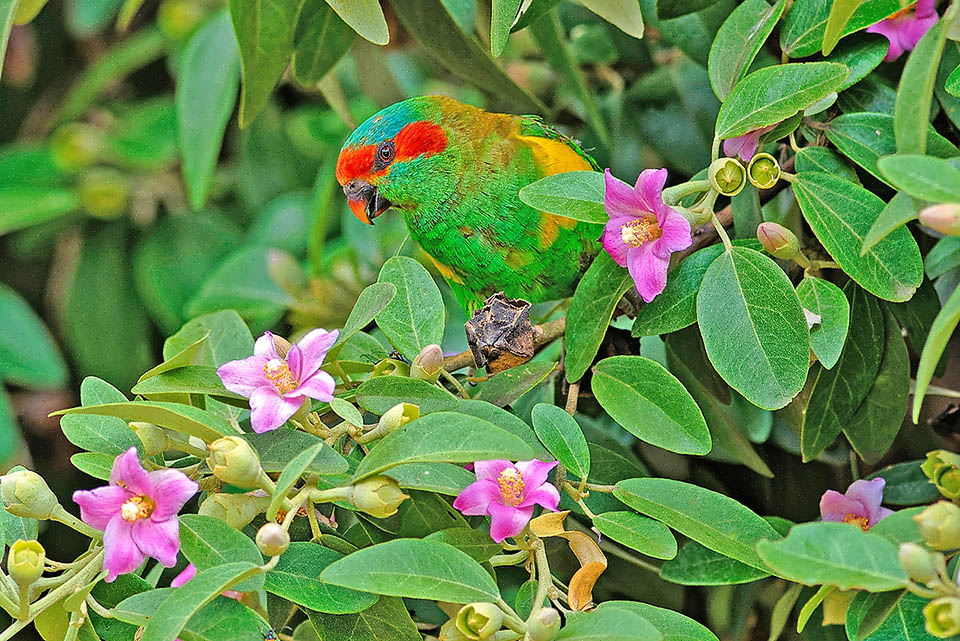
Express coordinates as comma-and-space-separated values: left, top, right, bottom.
129, 422, 168, 456
350, 476, 409, 518
266, 250, 306, 297
526, 608, 561, 641
199, 492, 270, 529
922, 450, 960, 500
8, 540, 44, 586
455, 602, 503, 640
439, 618, 471, 640
50, 123, 102, 172
919, 204, 960, 236
899, 543, 941, 584
78, 168, 130, 220
206, 436, 264, 489
13, 0, 48, 24
757, 222, 801, 260
376, 403, 419, 434
1, 470, 59, 519
410, 344, 444, 383
156, 0, 207, 40
708, 157, 746, 197
925, 597, 960, 638
916, 501, 960, 550
747, 152, 781, 189
255, 522, 290, 556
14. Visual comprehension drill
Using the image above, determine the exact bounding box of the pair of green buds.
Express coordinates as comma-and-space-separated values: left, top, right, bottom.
708, 154, 781, 197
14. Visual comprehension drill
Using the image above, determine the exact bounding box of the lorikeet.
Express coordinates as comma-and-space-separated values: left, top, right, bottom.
336, 95, 602, 311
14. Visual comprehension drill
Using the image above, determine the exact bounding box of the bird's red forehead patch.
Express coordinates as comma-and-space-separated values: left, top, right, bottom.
336, 121, 448, 185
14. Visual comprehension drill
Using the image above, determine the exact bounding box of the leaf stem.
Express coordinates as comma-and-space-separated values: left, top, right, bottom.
711, 213, 733, 251
50, 506, 101, 540
528, 537, 552, 620
662, 180, 711, 205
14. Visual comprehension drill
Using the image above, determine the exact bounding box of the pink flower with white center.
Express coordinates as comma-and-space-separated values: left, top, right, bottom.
820, 478, 893, 531
217, 329, 338, 433
72, 448, 198, 582
723, 124, 777, 162
452, 460, 561, 543
602, 168, 693, 303
867, 0, 938, 62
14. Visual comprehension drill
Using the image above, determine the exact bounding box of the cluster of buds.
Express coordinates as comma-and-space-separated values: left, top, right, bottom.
901, 500, 960, 638
922, 450, 960, 501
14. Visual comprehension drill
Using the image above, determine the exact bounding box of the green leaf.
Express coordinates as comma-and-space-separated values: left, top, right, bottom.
243, 430, 348, 475
163, 310, 253, 366
351, 411, 534, 481
0, 0, 18, 87
925, 237, 960, 280
614, 477, 779, 571
355, 376, 458, 415
913, 284, 960, 422
472, 361, 557, 407
0, 186, 78, 236
292, 0, 355, 85
870, 507, 923, 546
851, 591, 934, 641
580, 0, 644, 38
715, 63, 847, 139
179, 515, 263, 591
797, 276, 850, 370
895, 17, 949, 154
830, 34, 887, 91
327, 282, 396, 362
319, 539, 499, 603
947, 63, 960, 98
518, 171, 606, 224
592, 355, 711, 455
386, 462, 475, 496
793, 172, 923, 302
595, 601, 720, 641
861, 193, 920, 258
266, 442, 325, 521
867, 461, 941, 506
707, 0, 785, 100
324, 0, 388, 44
565, 252, 634, 383
659, 540, 770, 585
593, 511, 677, 560
657, 0, 719, 20
330, 397, 363, 426
491, 0, 522, 56
53, 400, 238, 444
845, 590, 904, 641
532, 403, 590, 478
70, 452, 113, 481
264, 542, 378, 613
130, 366, 245, 401
794, 146, 859, 182
697, 247, 809, 410
177, 10, 240, 210
457, 398, 549, 459
0, 283, 67, 387
756, 522, 906, 591
878, 153, 960, 203
229, 0, 305, 127
779, 0, 900, 58
176, 597, 269, 641
60, 377, 141, 456
375, 257, 444, 361
557, 607, 662, 641
822, 0, 866, 55
425, 527, 503, 563
305, 596, 420, 641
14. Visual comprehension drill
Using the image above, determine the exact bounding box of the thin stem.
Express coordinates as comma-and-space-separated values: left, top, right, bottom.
711, 213, 733, 251
50, 506, 101, 540
529, 538, 551, 620
564, 381, 579, 416
85, 594, 113, 618
63, 610, 82, 641
849, 449, 860, 481
306, 500, 323, 542
808, 260, 840, 270
490, 551, 530, 567
497, 597, 526, 634
779, 171, 796, 183
15, 586, 28, 621
662, 180, 711, 205
923, 384, 960, 399
166, 437, 208, 458
440, 369, 471, 399
711, 136, 720, 161
281, 490, 309, 531
582, 482, 615, 493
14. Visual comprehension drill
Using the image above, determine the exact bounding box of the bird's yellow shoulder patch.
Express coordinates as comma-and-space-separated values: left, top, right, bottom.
515, 135, 593, 176
428, 255, 465, 284
537, 211, 578, 250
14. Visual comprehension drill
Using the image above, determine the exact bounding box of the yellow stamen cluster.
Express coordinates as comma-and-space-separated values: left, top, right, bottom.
498, 468, 525, 507
264, 358, 298, 395
844, 513, 870, 532
620, 218, 662, 248
121, 495, 156, 522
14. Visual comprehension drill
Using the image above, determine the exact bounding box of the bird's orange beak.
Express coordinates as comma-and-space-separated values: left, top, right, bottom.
343, 179, 392, 225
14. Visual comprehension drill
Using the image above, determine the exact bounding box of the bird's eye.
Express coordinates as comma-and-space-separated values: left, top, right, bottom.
376, 141, 395, 166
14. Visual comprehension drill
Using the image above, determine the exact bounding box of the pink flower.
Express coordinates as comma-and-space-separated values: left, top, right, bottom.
820, 478, 893, 531
602, 169, 693, 303
217, 329, 338, 433
867, 0, 938, 62
723, 124, 776, 162
452, 460, 561, 543
73, 448, 198, 582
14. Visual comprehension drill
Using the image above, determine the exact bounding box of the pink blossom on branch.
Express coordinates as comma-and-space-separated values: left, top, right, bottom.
72, 448, 198, 582
217, 329, 338, 433
867, 0, 938, 62
602, 168, 693, 303
820, 477, 893, 531
453, 460, 561, 543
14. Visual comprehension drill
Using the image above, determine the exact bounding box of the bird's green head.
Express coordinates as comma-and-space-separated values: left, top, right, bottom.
336, 96, 458, 225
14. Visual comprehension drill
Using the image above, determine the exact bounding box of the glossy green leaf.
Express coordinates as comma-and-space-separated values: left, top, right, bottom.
822, 0, 866, 55
518, 170, 606, 224
580, 0, 645, 38
456, 399, 549, 459
659, 540, 770, 585
383, 463, 474, 496
925, 237, 960, 280
697, 247, 809, 410
868, 461, 941, 506
60, 377, 140, 456
830, 34, 887, 91
324, 0, 388, 44
593, 511, 678, 560
292, 0, 355, 84
707, 0, 784, 100
596, 601, 720, 641
243, 429, 348, 475
162, 310, 253, 366
793, 172, 923, 302
870, 507, 923, 546
425, 527, 503, 563
130, 366, 244, 401
0, 187, 78, 236
305, 597, 422, 641
532, 403, 590, 478
779, 0, 899, 58
756, 522, 906, 591
895, 17, 949, 154
794, 146, 859, 182
491, 0, 522, 56
325, 282, 396, 362
657, 0, 718, 19
0, 284, 67, 387
53, 400, 238, 444
355, 376, 458, 415
715, 63, 847, 139
913, 284, 960, 422
632, 245, 724, 337
592, 355, 711, 455
70, 452, 113, 481
265, 542, 378, 613
351, 411, 534, 481
472, 361, 556, 407
878, 154, 960, 202
320, 539, 499, 603
179, 515, 263, 591
267, 443, 325, 521
861, 193, 920, 258
375, 256, 444, 361
557, 607, 661, 641
330, 397, 363, 427
614, 477, 779, 571
797, 276, 850, 370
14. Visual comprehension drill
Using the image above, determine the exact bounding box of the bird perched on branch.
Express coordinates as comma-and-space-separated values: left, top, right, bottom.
336, 95, 602, 311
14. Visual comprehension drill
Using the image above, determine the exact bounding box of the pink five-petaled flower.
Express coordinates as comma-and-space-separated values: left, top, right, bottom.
217, 329, 338, 433
602, 168, 693, 303
867, 0, 938, 62
72, 448, 198, 582
723, 124, 777, 162
453, 460, 561, 543
820, 478, 893, 532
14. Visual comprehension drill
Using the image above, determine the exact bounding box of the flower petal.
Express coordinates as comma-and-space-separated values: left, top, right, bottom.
897, 11, 938, 53
916, 0, 936, 18
148, 469, 198, 521
627, 245, 669, 303
73, 485, 130, 531
723, 130, 761, 162
602, 216, 633, 267
452, 480, 500, 515
846, 478, 885, 522
515, 459, 558, 491
473, 460, 513, 482
654, 210, 692, 257
518, 484, 561, 511
216, 355, 268, 397
132, 517, 180, 567
103, 516, 144, 583
110, 447, 153, 496
296, 328, 339, 379
487, 502, 534, 543
867, 20, 906, 61
170, 563, 196, 588
290, 370, 336, 402
634, 168, 668, 214
254, 332, 279, 359
604, 169, 641, 219
249, 387, 304, 433
874, 507, 895, 525
819, 490, 864, 522
286, 345, 303, 381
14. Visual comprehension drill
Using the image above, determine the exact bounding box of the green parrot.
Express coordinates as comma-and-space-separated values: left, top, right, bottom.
336, 95, 602, 311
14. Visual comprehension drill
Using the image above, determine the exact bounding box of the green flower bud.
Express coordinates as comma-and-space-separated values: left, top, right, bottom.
922, 450, 960, 500
13, 0, 48, 24
919, 204, 960, 237
350, 476, 409, 519
156, 0, 208, 40
916, 502, 960, 550
255, 522, 290, 556
410, 344, 444, 383
376, 403, 419, 434
925, 597, 960, 638
708, 157, 746, 197
1, 469, 59, 519
455, 603, 503, 640
526, 608, 561, 641
206, 436, 264, 489
899, 542, 941, 585
747, 152, 781, 190
50, 123, 102, 172
8, 540, 44, 586
129, 422, 168, 456
756, 222, 801, 260
439, 618, 471, 640
198, 493, 270, 529
78, 168, 130, 220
